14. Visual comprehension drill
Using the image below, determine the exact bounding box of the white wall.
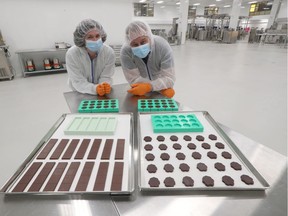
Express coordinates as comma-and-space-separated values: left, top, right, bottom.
0, 0, 133, 76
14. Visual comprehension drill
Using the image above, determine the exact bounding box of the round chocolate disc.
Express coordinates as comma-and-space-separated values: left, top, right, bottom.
170, 135, 178, 141
144, 144, 153, 151
241, 175, 254, 185
148, 177, 160, 187
231, 162, 242, 170
179, 163, 190, 172
208, 134, 217, 140
173, 143, 182, 150
214, 162, 225, 171
222, 175, 234, 186
207, 151, 217, 159
196, 135, 205, 141
197, 162, 207, 171
183, 135, 192, 141
164, 177, 175, 187
145, 153, 155, 161
182, 176, 194, 187
160, 153, 170, 160
147, 164, 157, 173
164, 164, 174, 172
192, 152, 202, 159
187, 143, 196, 150
159, 144, 167, 150
202, 143, 211, 149
144, 136, 152, 142
176, 152, 186, 160
202, 176, 214, 187
222, 151, 232, 159
215, 142, 225, 149
157, 135, 165, 142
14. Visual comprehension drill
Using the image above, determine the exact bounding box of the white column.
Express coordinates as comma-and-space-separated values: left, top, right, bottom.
179, 0, 189, 44
267, 0, 282, 28
229, 0, 242, 29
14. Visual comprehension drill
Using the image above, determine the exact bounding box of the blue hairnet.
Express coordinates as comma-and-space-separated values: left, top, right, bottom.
125, 21, 153, 44
73, 19, 107, 47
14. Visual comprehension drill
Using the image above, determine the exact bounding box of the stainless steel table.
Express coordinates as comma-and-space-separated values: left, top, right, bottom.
0, 83, 286, 216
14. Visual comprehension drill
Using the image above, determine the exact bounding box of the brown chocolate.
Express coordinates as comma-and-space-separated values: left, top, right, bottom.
145, 153, 155, 161
192, 152, 202, 159
230, 162, 242, 170
197, 162, 207, 171
208, 134, 217, 140
110, 162, 124, 191
62, 139, 80, 159
176, 152, 186, 160
159, 144, 167, 150
160, 153, 170, 160
156, 135, 165, 141
207, 151, 217, 159
173, 143, 182, 150
37, 139, 58, 159
182, 176, 194, 187
144, 144, 153, 151
164, 164, 174, 172
214, 162, 225, 171
201, 143, 211, 149
187, 143, 196, 150
59, 162, 80, 191
222, 175, 234, 186
183, 135, 192, 141
170, 135, 178, 141
215, 142, 225, 149
115, 139, 125, 160
74, 139, 90, 159
147, 164, 157, 173
148, 177, 160, 187
101, 139, 113, 160
222, 151, 232, 159
94, 162, 109, 191
164, 177, 175, 187
241, 175, 254, 185
50, 139, 69, 159
75, 162, 94, 191
196, 135, 205, 141
202, 176, 214, 187
88, 139, 102, 159
144, 136, 152, 142
179, 163, 190, 172
44, 162, 67, 191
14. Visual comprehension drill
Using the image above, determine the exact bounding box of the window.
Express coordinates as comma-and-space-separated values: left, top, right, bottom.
188, 6, 197, 18
249, 1, 272, 16
204, 7, 219, 16
134, 3, 154, 17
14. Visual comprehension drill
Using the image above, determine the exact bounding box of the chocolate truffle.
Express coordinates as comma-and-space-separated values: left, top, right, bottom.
179, 163, 190, 172
208, 134, 217, 140
202, 176, 214, 187
148, 177, 160, 187
144, 136, 152, 142
241, 175, 254, 185
222, 151, 232, 159
231, 162, 242, 170
159, 144, 167, 150
215, 162, 225, 171
170, 135, 178, 141
192, 152, 202, 159
144, 144, 153, 151
182, 176, 194, 187
145, 153, 155, 161
164, 177, 175, 187
160, 153, 170, 160
207, 151, 217, 159
147, 164, 157, 173
201, 143, 211, 149
215, 142, 225, 149
157, 135, 165, 142
173, 143, 182, 150
187, 143, 196, 150
196, 135, 205, 141
176, 152, 186, 160
183, 135, 192, 141
197, 162, 207, 171
222, 175, 234, 186
164, 164, 174, 172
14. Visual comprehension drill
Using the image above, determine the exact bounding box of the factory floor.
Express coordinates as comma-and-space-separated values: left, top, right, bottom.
0, 40, 286, 187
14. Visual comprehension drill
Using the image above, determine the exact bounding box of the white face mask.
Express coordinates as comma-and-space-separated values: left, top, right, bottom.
85, 38, 103, 53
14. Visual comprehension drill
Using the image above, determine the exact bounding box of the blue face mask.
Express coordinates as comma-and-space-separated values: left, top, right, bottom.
85, 38, 103, 53
131, 43, 150, 58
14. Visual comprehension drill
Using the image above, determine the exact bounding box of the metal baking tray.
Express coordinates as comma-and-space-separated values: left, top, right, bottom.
138, 111, 269, 191
1, 113, 134, 195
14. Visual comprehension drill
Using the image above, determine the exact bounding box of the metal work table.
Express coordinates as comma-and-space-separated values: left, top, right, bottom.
0, 83, 287, 216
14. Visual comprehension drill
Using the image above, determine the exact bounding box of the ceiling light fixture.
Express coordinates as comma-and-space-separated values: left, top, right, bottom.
176, 2, 181, 5
157, 1, 164, 3
223, 5, 231, 7
139, 0, 146, 2
209, 4, 216, 6
216, 0, 222, 1
193, 3, 200, 6
248, 1, 257, 4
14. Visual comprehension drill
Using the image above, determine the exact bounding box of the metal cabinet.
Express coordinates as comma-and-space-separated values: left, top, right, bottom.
0, 46, 14, 80
16, 48, 67, 77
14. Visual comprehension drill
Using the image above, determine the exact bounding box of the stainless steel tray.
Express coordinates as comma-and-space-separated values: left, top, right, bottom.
138, 111, 269, 191
1, 113, 134, 195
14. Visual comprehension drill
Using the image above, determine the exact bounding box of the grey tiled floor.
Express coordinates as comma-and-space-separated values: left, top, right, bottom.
0, 40, 286, 187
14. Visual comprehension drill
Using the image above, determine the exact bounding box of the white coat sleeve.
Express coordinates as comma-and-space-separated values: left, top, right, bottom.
98, 48, 115, 85
66, 50, 97, 95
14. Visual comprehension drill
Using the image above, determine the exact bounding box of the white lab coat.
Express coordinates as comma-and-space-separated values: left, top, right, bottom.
120, 35, 175, 91
66, 44, 115, 95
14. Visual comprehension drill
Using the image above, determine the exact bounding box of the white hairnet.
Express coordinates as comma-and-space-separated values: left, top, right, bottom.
73, 19, 107, 47
125, 21, 153, 44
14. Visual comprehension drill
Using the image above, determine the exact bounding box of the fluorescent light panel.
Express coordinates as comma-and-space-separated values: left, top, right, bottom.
193, 3, 200, 5
224, 5, 231, 7
157, 1, 164, 3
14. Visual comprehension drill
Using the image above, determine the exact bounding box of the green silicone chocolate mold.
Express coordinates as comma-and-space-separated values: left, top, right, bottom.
138, 99, 178, 112
151, 113, 204, 133
64, 116, 118, 135
78, 99, 119, 113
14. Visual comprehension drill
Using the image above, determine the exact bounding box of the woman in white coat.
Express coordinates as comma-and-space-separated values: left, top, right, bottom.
66, 19, 115, 96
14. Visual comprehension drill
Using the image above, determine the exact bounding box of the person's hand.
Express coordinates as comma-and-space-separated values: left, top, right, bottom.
102, 82, 111, 94
160, 88, 175, 98
96, 84, 105, 96
127, 83, 152, 96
